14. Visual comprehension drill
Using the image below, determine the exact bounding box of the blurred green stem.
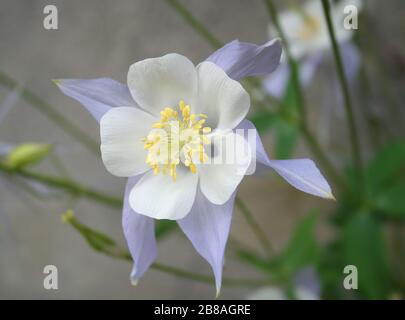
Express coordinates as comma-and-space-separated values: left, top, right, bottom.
301, 125, 347, 190
263, 0, 306, 122
163, 0, 222, 49
235, 196, 274, 255
0, 161, 122, 208
165, 0, 345, 191
320, 0, 364, 188
0, 71, 99, 154
263, 0, 346, 192
65, 212, 275, 288
1, 159, 275, 265
152, 262, 275, 287
162, 0, 276, 114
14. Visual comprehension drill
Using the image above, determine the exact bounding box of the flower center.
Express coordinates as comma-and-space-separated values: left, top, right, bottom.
291, 4, 321, 41
298, 14, 321, 41
142, 100, 211, 181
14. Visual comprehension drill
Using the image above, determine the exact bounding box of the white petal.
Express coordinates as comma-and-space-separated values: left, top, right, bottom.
127, 54, 198, 116
197, 61, 250, 130
129, 168, 198, 220
199, 132, 251, 204
274, 9, 309, 59
100, 107, 157, 177
273, 1, 329, 59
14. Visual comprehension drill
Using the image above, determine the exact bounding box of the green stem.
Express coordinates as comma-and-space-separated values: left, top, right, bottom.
301, 125, 347, 191
158, 1, 277, 115
3, 156, 276, 288
263, 0, 346, 192
65, 212, 274, 288
152, 261, 273, 287
0, 161, 122, 208
320, 0, 364, 186
167, 0, 346, 192
116, 251, 274, 287
0, 71, 99, 154
235, 196, 273, 255
263, 0, 306, 122
163, 0, 288, 123
163, 0, 222, 49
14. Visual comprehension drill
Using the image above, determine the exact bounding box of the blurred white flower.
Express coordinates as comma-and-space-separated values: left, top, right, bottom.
247, 267, 321, 300
264, 0, 363, 97
271, 0, 363, 60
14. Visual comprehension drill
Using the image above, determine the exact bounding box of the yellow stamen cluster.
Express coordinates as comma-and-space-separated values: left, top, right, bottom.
142, 100, 211, 181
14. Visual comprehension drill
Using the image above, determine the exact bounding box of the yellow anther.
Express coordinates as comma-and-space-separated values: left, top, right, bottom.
182, 105, 190, 119
189, 163, 197, 174
199, 144, 205, 162
152, 122, 165, 129
143, 100, 211, 180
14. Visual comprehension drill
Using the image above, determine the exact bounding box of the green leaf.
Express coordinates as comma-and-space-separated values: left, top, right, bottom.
366, 141, 405, 194
318, 240, 347, 299
279, 211, 319, 274
274, 118, 299, 159
273, 76, 300, 159
249, 110, 277, 133
5, 143, 51, 169
343, 213, 391, 299
250, 109, 299, 159
282, 77, 299, 110
155, 220, 177, 239
236, 212, 319, 282
374, 182, 405, 219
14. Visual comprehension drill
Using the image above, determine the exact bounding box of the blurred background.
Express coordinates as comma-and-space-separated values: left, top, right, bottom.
0, 0, 404, 299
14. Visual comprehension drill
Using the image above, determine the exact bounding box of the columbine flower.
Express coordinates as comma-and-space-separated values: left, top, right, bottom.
55, 39, 333, 294
264, 0, 363, 97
